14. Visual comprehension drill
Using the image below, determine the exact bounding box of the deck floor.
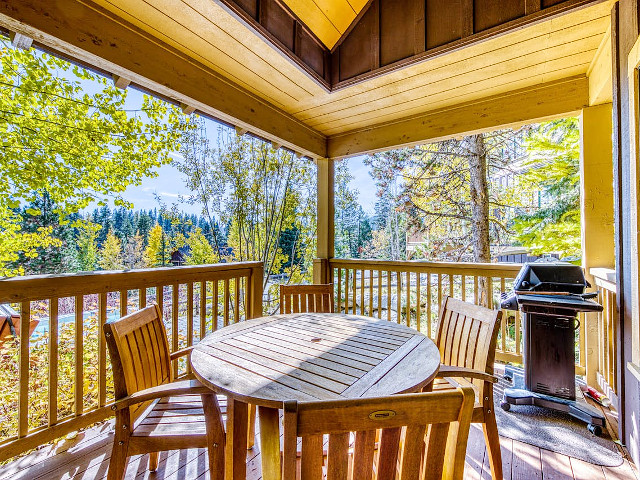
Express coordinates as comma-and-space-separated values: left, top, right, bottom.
1, 410, 637, 480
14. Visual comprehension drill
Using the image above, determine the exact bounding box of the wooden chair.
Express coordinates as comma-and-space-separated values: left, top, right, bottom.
103, 304, 225, 480
280, 379, 474, 480
431, 296, 503, 480
279, 284, 334, 314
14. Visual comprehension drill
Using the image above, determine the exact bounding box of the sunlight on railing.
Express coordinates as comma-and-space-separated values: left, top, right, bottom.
0, 262, 263, 462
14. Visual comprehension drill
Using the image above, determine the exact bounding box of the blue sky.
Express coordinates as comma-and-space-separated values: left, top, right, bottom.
99, 86, 378, 216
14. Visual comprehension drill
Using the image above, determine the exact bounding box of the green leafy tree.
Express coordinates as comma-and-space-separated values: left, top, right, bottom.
174, 124, 316, 289
122, 234, 145, 269
511, 118, 581, 258
185, 228, 216, 265
144, 223, 167, 267
0, 39, 189, 276
98, 231, 123, 270
76, 222, 99, 271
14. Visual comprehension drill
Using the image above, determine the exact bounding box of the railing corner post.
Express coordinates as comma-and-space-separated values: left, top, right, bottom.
313, 258, 331, 284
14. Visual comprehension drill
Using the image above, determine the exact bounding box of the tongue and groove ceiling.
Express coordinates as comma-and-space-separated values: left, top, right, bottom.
0, 0, 614, 158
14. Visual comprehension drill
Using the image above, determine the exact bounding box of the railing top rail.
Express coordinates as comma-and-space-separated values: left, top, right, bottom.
589, 267, 616, 293
0, 261, 264, 303
328, 258, 522, 276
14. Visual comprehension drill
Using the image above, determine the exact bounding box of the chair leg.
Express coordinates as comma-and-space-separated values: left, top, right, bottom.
202, 393, 226, 480
247, 403, 256, 449
108, 413, 131, 480
148, 451, 159, 471
482, 413, 503, 480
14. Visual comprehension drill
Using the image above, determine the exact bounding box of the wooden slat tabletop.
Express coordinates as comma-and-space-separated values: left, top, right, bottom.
191, 312, 441, 408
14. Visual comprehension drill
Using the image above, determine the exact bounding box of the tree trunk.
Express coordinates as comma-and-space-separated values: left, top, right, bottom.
468, 134, 492, 306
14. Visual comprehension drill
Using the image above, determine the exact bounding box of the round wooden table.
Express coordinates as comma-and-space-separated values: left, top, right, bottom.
191, 312, 440, 480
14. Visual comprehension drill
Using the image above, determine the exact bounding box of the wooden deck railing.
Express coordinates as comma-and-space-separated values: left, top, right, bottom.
327, 259, 587, 374
0, 261, 263, 462
590, 267, 619, 410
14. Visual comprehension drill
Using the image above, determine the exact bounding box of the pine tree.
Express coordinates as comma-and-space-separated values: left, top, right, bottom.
144, 224, 166, 267
76, 223, 100, 271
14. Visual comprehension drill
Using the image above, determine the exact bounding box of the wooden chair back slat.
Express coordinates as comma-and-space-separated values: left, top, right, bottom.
280, 284, 334, 314
436, 297, 502, 393
104, 304, 172, 400
282, 387, 474, 480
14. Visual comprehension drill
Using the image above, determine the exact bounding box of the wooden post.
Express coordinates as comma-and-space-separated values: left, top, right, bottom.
315, 158, 335, 284
580, 103, 615, 388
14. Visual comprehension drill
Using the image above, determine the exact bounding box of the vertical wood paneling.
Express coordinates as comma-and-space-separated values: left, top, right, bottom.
48, 298, 59, 426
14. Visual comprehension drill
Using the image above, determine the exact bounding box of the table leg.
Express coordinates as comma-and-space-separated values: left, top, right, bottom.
225, 398, 248, 480
259, 406, 281, 480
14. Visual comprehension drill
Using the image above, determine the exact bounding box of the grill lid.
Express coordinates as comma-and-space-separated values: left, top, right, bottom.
512, 261, 589, 293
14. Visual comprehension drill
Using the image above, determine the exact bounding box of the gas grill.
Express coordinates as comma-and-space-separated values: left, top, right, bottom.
499, 261, 606, 435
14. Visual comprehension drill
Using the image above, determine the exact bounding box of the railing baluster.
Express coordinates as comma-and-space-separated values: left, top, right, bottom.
98, 293, 107, 407
437, 274, 442, 312
234, 277, 240, 324
352, 269, 357, 315
387, 271, 391, 322
120, 290, 127, 317
461, 275, 466, 301
75, 295, 84, 416
500, 278, 506, 353
224, 279, 230, 326
369, 269, 374, 317
187, 282, 194, 345
49, 297, 59, 427
406, 271, 411, 327
473, 275, 478, 305
448, 273, 453, 297
172, 284, 179, 378
139, 287, 146, 308
377, 270, 382, 319
18, 301, 30, 438
337, 268, 342, 313
396, 271, 402, 324
416, 273, 421, 332
344, 268, 349, 315
426, 271, 432, 338
212, 280, 219, 332
200, 281, 206, 340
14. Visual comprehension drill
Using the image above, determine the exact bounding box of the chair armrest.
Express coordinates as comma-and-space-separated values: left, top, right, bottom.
110, 379, 212, 411
170, 346, 194, 361
436, 365, 498, 383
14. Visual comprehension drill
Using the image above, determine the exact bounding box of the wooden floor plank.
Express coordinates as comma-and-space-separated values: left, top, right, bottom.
511, 440, 542, 480
2, 419, 637, 480
570, 456, 606, 480
540, 448, 574, 480
500, 436, 514, 480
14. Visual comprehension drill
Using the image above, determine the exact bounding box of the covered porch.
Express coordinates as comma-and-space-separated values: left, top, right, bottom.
0, 0, 639, 478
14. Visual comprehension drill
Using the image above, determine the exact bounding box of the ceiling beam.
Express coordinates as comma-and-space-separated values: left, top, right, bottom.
0, 0, 327, 159
327, 76, 590, 159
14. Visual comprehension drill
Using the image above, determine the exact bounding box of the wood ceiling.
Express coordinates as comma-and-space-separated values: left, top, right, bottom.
0, 0, 614, 159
